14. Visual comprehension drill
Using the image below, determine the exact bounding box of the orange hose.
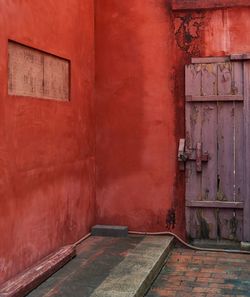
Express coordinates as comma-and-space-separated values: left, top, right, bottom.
128, 231, 250, 254
73, 233, 91, 247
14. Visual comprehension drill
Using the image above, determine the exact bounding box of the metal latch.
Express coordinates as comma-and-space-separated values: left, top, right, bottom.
178, 139, 209, 172
178, 138, 187, 171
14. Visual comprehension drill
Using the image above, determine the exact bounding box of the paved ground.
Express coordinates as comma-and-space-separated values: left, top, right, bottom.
27, 235, 173, 297
146, 247, 250, 297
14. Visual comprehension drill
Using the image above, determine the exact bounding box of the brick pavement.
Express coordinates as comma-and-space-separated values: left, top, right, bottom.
146, 248, 250, 297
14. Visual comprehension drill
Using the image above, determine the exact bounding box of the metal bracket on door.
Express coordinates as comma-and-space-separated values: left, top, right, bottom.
178, 139, 209, 172
178, 138, 187, 171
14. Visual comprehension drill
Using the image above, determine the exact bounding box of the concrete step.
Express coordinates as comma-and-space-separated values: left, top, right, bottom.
91, 225, 128, 237
27, 235, 174, 297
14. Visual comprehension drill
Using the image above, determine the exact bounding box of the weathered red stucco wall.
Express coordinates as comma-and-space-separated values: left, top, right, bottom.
0, 0, 95, 284
95, 0, 185, 235
2, 0, 250, 286
95, 1, 250, 237
172, 5, 250, 58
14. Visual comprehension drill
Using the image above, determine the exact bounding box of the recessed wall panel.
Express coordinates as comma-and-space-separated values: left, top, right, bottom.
8, 41, 69, 101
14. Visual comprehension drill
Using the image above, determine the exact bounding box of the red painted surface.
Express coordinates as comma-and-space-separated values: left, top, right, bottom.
95, 1, 250, 238
2, 0, 250, 286
0, 0, 95, 284
95, 0, 185, 236
204, 8, 250, 56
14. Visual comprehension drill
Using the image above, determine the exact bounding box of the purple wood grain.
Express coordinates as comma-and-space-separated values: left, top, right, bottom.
186, 200, 244, 208
243, 61, 250, 241
185, 65, 202, 96
200, 103, 218, 239
201, 103, 217, 202
217, 102, 234, 202
192, 57, 229, 64
235, 102, 244, 202
185, 95, 243, 102
218, 63, 232, 95
201, 64, 217, 96
232, 61, 243, 95
196, 142, 202, 172
185, 60, 245, 242
217, 102, 241, 240
185, 102, 202, 239
231, 53, 250, 61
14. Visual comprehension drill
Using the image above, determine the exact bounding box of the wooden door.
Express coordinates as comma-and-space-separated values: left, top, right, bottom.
184, 57, 250, 243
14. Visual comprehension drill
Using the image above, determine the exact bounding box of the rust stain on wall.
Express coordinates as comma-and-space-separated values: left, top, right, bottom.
174, 12, 205, 56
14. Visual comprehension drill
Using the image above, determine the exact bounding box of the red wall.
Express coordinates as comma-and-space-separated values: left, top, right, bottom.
0, 0, 95, 284
95, 0, 185, 235
203, 7, 250, 56
95, 1, 250, 237
2, 0, 250, 285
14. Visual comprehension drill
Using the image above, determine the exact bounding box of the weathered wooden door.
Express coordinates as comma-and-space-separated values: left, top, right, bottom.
183, 56, 250, 243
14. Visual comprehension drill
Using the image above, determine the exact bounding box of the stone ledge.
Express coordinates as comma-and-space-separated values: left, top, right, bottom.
0, 245, 75, 297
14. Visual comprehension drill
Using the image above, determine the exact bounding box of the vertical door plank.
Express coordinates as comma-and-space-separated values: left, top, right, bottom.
185, 63, 202, 239
217, 102, 234, 202
234, 61, 244, 206
185, 64, 202, 96
218, 63, 232, 95
200, 103, 218, 239
233, 102, 244, 241
232, 62, 243, 95
235, 102, 244, 202
201, 64, 217, 96
217, 102, 238, 240
243, 61, 250, 241
201, 103, 218, 201
185, 102, 202, 239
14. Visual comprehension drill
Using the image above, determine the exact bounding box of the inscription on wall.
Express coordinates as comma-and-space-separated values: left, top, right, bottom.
8, 41, 69, 101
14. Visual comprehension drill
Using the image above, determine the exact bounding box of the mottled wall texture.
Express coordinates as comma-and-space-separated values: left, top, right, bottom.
95, 0, 185, 236
0, 0, 95, 284
2, 0, 250, 286
95, 0, 250, 237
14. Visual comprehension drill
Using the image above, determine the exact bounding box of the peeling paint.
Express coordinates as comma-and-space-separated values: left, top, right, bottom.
174, 12, 205, 56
